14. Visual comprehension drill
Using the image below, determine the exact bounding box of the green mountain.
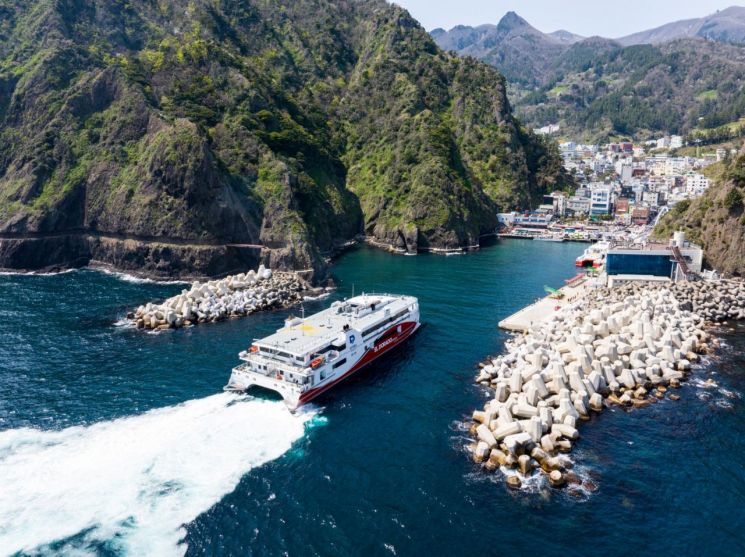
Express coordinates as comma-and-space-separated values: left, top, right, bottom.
516, 39, 745, 141
433, 9, 745, 141
0, 0, 570, 278
654, 157, 745, 277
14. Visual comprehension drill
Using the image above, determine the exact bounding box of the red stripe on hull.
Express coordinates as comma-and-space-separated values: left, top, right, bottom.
298, 321, 419, 405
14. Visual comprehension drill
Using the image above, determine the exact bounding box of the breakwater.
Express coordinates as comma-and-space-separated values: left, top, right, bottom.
469, 279, 745, 489
130, 266, 313, 330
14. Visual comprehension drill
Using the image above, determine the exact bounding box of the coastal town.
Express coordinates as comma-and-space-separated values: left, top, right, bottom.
467, 130, 745, 491
468, 133, 745, 489
498, 135, 731, 241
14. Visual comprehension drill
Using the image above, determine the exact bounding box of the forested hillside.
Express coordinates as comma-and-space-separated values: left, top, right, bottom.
654, 156, 745, 276
516, 39, 745, 141
0, 0, 571, 278
433, 9, 745, 141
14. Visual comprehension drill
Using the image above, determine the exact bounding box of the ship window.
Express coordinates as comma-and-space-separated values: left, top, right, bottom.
333, 358, 347, 369
315, 344, 336, 355
361, 309, 409, 338
259, 347, 292, 360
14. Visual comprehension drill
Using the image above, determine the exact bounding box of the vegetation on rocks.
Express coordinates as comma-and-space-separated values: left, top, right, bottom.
515, 39, 745, 141
0, 0, 571, 277
654, 154, 745, 276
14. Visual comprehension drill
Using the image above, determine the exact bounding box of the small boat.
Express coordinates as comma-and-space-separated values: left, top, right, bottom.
575, 241, 610, 267
534, 234, 565, 242
225, 294, 421, 410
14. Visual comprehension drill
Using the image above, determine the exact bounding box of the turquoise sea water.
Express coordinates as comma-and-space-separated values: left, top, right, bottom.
0, 240, 744, 556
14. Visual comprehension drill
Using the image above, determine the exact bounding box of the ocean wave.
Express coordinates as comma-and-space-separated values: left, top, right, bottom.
303, 292, 331, 301
0, 269, 77, 277
462, 440, 599, 501
0, 267, 189, 285
0, 394, 318, 556
92, 267, 190, 285
113, 317, 136, 329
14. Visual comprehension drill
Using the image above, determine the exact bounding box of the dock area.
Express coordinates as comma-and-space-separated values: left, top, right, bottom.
498, 275, 590, 333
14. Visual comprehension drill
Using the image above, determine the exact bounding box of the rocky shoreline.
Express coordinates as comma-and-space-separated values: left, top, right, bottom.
129, 266, 320, 330
363, 236, 481, 256
467, 279, 745, 490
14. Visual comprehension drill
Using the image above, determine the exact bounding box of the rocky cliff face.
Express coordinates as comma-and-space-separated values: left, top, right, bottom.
654, 156, 745, 277
0, 0, 570, 278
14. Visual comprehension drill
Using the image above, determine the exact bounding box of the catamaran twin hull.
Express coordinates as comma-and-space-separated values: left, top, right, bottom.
225, 294, 421, 410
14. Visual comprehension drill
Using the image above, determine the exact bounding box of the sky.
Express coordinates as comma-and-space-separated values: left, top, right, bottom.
392, 0, 742, 38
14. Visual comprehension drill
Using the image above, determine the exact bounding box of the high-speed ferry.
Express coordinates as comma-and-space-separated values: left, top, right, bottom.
575, 240, 610, 268
225, 294, 420, 410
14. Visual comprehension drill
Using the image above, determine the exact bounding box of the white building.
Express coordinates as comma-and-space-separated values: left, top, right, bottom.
535, 124, 560, 135
559, 141, 576, 155
615, 162, 633, 184
567, 197, 591, 214
497, 212, 517, 225
590, 187, 612, 216
685, 173, 710, 195
670, 135, 683, 149
642, 190, 661, 207
664, 157, 689, 176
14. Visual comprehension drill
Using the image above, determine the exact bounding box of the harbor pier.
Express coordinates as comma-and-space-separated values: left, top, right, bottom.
498, 275, 590, 333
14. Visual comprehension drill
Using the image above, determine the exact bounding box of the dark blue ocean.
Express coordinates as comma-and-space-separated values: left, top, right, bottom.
1, 240, 744, 556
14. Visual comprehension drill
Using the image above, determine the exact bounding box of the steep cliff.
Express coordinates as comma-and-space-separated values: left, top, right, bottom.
654, 157, 745, 276
0, 0, 570, 278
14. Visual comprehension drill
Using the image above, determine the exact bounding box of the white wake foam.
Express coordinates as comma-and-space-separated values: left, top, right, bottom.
0, 394, 316, 556
93, 267, 189, 285
0, 269, 76, 277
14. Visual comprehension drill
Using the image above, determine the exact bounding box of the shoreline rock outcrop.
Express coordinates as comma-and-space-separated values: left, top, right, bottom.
130, 266, 313, 330
467, 279, 745, 488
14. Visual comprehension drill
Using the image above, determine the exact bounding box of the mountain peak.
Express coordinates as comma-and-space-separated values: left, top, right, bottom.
719, 6, 745, 16
497, 11, 530, 32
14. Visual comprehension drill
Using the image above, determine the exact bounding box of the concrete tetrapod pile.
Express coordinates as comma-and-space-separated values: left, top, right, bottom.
669, 280, 745, 322
130, 266, 309, 330
468, 281, 731, 490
